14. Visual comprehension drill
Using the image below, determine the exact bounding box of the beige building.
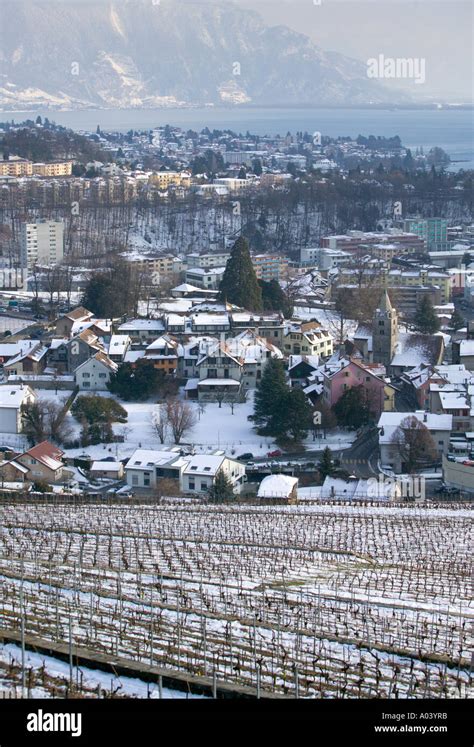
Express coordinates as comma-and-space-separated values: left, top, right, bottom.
16, 441, 66, 484
123, 254, 183, 284
149, 171, 191, 190
32, 161, 73, 177
0, 157, 33, 177
283, 322, 333, 358
20, 219, 64, 269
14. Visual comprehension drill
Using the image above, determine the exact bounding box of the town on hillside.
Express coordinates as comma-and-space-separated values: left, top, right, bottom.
0, 116, 472, 707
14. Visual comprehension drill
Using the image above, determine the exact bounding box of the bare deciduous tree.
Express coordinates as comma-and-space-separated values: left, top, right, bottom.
22, 399, 73, 446
165, 398, 197, 444
151, 406, 169, 444
390, 415, 438, 473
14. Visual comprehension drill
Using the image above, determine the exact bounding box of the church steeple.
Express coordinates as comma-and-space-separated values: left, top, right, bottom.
372, 290, 398, 368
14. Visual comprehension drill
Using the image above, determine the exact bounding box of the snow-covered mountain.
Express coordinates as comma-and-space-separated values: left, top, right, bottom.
0, 0, 408, 110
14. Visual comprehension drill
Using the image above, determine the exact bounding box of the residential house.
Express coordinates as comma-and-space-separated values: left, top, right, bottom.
196, 341, 243, 402
116, 318, 166, 344
182, 454, 246, 495
55, 307, 94, 338
313, 357, 395, 418
108, 335, 131, 363
3, 342, 48, 377
63, 329, 105, 373
125, 448, 245, 495
16, 441, 66, 484
288, 355, 320, 388
283, 322, 333, 359
125, 448, 184, 490
144, 336, 179, 375
0, 341, 39, 369
74, 352, 117, 391
0, 384, 37, 434
191, 313, 231, 336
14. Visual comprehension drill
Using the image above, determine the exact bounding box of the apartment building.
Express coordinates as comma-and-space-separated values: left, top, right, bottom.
32, 162, 73, 177
0, 157, 33, 177
321, 230, 425, 254
148, 171, 191, 189
251, 254, 289, 282
399, 217, 448, 250
185, 252, 230, 269
123, 253, 183, 283
20, 219, 64, 269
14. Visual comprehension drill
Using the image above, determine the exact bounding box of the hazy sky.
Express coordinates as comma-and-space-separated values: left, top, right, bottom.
6, 0, 472, 100
240, 0, 473, 100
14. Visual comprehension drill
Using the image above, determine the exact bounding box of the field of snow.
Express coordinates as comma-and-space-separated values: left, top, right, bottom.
0, 501, 471, 699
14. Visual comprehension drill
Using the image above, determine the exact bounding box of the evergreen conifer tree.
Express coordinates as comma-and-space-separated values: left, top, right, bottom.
450, 308, 465, 331
414, 295, 440, 334
252, 359, 288, 432
319, 446, 334, 478
207, 470, 235, 502
219, 237, 263, 310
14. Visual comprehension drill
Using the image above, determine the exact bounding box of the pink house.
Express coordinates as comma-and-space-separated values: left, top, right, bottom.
318, 357, 395, 418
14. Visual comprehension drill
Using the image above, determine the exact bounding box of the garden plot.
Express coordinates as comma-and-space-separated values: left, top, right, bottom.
0, 502, 471, 699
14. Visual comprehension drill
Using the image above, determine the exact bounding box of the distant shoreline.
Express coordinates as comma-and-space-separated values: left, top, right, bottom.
1, 103, 473, 115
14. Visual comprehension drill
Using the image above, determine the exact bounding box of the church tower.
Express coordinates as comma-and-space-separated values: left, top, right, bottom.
372, 290, 398, 367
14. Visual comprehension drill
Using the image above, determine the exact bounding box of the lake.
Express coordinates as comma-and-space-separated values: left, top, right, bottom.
3, 106, 474, 170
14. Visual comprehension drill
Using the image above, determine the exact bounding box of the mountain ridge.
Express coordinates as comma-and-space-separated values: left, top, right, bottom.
0, 0, 409, 110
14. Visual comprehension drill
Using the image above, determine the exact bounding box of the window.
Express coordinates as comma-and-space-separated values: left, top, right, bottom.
208, 369, 217, 378
200, 482, 207, 491
99, 373, 107, 379
132, 475, 138, 486
82, 373, 90, 378
188, 480, 195, 490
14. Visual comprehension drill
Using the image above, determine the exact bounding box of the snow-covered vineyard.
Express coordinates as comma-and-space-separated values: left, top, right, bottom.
0, 501, 472, 699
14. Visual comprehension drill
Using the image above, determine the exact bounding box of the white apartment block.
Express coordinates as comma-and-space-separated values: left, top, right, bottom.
20, 219, 64, 270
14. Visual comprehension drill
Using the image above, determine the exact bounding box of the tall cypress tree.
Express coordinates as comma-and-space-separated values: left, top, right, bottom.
219, 237, 263, 310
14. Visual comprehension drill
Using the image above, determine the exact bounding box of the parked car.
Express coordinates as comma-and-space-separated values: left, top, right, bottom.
267, 449, 282, 458
237, 453, 254, 461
